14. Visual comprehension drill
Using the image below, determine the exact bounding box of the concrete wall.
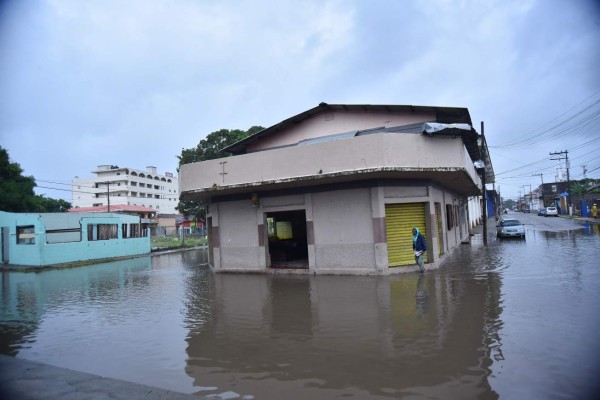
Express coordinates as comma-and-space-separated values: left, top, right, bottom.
180, 133, 481, 198
312, 188, 375, 272
0, 211, 150, 267
207, 182, 471, 274
218, 200, 262, 270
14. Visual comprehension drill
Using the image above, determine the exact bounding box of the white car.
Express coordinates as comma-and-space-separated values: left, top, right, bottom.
496, 218, 526, 239
545, 206, 559, 217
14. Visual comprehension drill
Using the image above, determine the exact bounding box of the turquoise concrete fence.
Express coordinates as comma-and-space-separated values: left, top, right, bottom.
1, 211, 150, 267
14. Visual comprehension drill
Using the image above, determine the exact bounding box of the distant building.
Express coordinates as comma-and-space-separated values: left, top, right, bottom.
69, 204, 158, 235
0, 211, 150, 267
71, 165, 179, 214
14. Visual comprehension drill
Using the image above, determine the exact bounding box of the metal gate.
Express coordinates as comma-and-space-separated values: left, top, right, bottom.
385, 203, 427, 267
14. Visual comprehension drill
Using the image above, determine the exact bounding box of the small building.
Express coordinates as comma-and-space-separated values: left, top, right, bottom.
179, 103, 493, 274
178, 215, 205, 235
0, 211, 150, 268
156, 213, 181, 236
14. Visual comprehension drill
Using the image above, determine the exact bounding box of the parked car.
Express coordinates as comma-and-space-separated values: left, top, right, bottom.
496, 218, 526, 239
537, 208, 546, 216
545, 206, 558, 217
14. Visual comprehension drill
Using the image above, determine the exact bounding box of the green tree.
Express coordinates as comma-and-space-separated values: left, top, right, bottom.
178, 126, 264, 166
36, 196, 72, 212
570, 180, 593, 195
176, 126, 264, 221
502, 198, 516, 210
0, 146, 40, 212
0, 146, 72, 213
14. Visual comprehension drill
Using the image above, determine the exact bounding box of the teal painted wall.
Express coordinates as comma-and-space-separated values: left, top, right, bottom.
0, 211, 150, 267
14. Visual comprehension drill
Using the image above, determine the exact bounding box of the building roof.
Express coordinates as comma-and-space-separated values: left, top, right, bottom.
222, 102, 494, 183
223, 103, 474, 155
69, 205, 157, 213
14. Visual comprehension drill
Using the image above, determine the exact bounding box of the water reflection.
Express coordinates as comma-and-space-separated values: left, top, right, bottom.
184, 271, 501, 399
0, 256, 152, 355
2, 225, 598, 399
0, 254, 197, 393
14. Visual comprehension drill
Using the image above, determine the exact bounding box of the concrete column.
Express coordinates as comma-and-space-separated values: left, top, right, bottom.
304, 193, 316, 271
371, 186, 387, 271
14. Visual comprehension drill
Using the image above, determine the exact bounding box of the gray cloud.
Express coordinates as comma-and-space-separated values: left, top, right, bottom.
1, 0, 599, 201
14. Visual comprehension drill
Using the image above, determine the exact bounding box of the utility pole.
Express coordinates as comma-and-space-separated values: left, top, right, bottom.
532, 173, 544, 207
481, 121, 487, 246
102, 181, 112, 212
550, 150, 571, 213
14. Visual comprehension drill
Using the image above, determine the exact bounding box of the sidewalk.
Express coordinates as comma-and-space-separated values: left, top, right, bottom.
571, 216, 600, 224
0, 355, 204, 400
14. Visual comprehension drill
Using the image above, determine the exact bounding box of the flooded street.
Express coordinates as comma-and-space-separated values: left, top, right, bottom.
1, 215, 599, 399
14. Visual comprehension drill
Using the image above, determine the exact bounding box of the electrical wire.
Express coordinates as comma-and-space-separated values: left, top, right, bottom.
491, 89, 600, 150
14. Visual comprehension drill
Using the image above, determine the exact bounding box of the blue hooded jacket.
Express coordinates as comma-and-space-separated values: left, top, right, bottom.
412, 227, 427, 252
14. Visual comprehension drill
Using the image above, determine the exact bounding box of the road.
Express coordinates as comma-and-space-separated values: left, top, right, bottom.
498, 210, 588, 233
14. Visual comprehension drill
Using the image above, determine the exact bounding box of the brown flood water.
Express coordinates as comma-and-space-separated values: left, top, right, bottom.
1, 220, 600, 399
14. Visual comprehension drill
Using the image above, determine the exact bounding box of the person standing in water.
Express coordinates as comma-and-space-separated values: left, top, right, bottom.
412, 227, 427, 273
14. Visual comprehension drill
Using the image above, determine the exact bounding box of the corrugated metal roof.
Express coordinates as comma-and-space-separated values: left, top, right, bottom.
223, 103, 473, 155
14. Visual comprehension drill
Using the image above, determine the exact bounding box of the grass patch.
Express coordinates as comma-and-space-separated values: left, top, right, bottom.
151, 236, 207, 249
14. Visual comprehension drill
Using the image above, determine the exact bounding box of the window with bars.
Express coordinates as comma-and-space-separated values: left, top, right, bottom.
17, 225, 35, 245
87, 224, 118, 241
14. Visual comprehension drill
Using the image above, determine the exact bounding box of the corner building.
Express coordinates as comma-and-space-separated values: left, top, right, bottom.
179, 103, 494, 274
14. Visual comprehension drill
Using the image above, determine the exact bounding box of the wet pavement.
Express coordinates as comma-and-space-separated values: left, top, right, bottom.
1, 214, 599, 399
0, 354, 201, 400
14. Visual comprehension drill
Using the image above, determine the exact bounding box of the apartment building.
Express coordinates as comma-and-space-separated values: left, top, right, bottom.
71, 165, 179, 214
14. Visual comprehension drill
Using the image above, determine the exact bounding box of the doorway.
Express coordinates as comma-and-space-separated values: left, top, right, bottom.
266, 210, 308, 269
385, 203, 427, 267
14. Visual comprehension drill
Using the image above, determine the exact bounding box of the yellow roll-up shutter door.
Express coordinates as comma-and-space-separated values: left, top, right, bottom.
386, 203, 427, 267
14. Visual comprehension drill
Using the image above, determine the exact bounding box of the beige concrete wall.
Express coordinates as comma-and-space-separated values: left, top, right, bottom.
157, 216, 176, 229
180, 133, 480, 197
217, 200, 263, 271
246, 109, 436, 152
209, 183, 471, 274
312, 188, 376, 271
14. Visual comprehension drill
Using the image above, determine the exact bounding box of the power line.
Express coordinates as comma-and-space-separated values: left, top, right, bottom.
491, 89, 600, 149
36, 185, 96, 195
495, 156, 551, 176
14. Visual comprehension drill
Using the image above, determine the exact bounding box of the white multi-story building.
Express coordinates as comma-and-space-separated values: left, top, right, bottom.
71, 165, 179, 214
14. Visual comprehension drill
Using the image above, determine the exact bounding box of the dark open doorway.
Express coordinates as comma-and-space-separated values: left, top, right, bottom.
266, 210, 308, 269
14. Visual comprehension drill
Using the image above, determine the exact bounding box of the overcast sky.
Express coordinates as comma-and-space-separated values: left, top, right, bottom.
1, 0, 599, 203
